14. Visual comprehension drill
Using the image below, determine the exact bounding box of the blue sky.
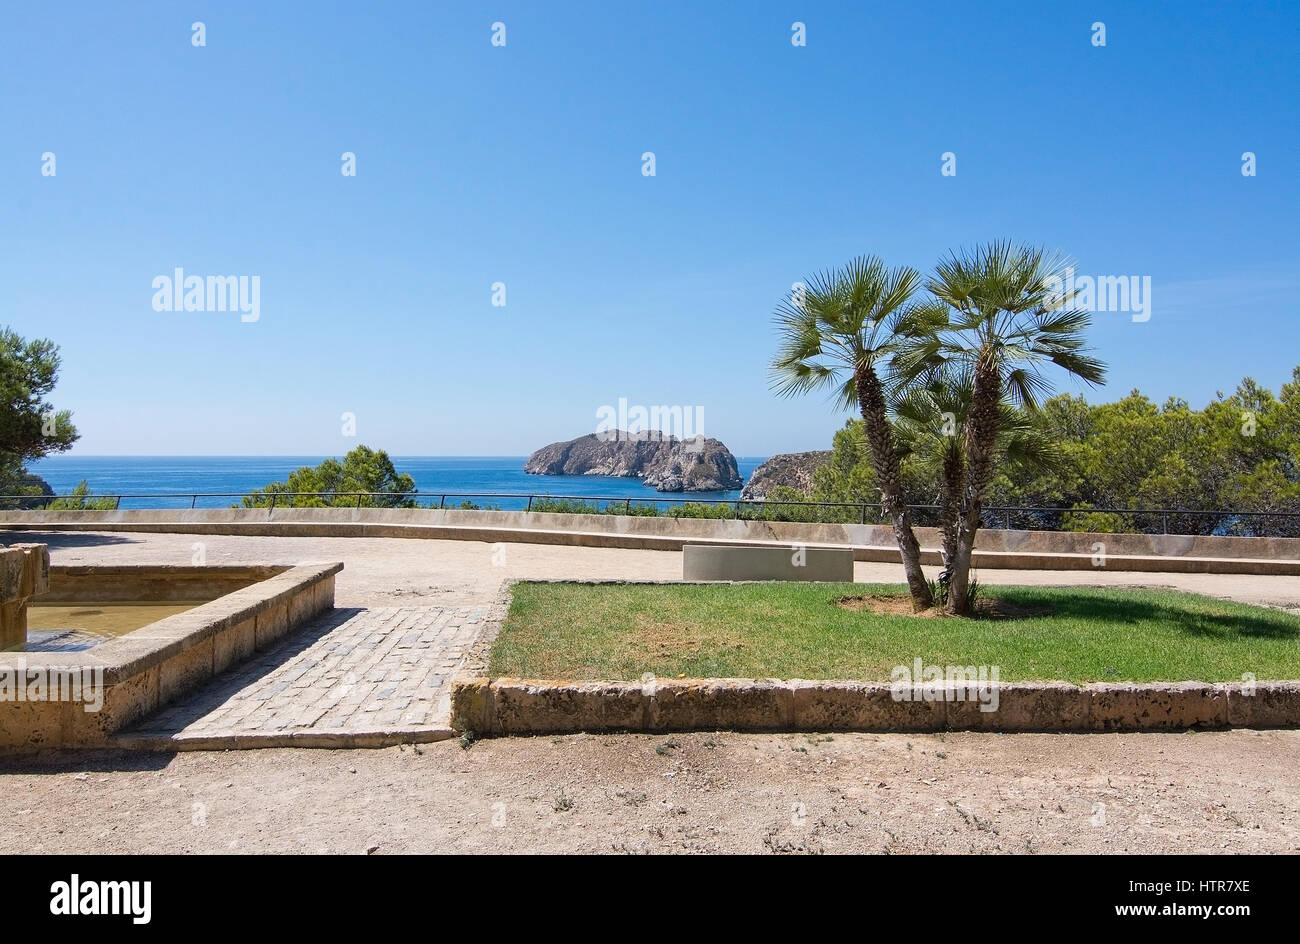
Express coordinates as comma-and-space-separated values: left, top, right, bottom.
3, 0, 1297, 456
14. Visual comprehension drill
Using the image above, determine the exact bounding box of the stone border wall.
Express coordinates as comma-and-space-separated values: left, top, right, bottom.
43, 564, 286, 603
451, 677, 1300, 735
1, 544, 50, 649
450, 579, 1300, 736
4, 508, 1299, 574
0, 562, 342, 751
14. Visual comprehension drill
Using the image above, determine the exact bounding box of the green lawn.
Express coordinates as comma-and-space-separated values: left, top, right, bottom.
489, 582, 1300, 684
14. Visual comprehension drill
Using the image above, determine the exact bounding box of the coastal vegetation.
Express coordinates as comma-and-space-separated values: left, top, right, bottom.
790, 369, 1300, 538
46, 480, 117, 510
772, 244, 1106, 613
0, 327, 78, 508
771, 255, 938, 608
241, 446, 417, 509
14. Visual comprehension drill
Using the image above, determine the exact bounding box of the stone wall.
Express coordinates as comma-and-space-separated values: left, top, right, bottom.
4, 508, 1299, 573
0, 562, 342, 751
0, 544, 50, 650
452, 677, 1300, 735
44, 564, 286, 603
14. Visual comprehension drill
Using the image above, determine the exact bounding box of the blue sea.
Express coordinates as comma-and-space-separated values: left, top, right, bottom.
27, 456, 768, 510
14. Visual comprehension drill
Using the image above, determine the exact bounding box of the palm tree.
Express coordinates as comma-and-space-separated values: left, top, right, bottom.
902, 242, 1107, 614
893, 370, 1064, 608
771, 256, 934, 610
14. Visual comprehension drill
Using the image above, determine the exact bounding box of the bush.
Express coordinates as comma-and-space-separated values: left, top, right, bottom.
46, 480, 117, 510
529, 498, 610, 516
666, 501, 735, 519
429, 499, 501, 511
241, 446, 416, 509
1060, 504, 1133, 534
738, 486, 861, 523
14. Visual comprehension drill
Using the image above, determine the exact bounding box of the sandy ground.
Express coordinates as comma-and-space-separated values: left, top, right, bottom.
1, 729, 1297, 854
4, 529, 1299, 854
21, 529, 1300, 609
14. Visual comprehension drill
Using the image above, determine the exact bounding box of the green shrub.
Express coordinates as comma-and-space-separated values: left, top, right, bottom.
529, 498, 608, 515
1060, 504, 1133, 533
47, 480, 117, 510
666, 501, 736, 519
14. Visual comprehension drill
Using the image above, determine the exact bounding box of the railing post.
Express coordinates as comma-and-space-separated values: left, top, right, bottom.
191, 495, 197, 509
526, 496, 533, 512
1163, 514, 1168, 534
114, 495, 122, 510
625, 499, 631, 514
356, 492, 363, 509
439, 495, 446, 509
269, 493, 277, 512
861, 503, 867, 525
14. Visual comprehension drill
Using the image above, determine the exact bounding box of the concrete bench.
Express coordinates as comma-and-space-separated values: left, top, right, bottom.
682, 544, 854, 582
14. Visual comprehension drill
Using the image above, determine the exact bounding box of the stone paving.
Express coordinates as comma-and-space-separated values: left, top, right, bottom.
116, 604, 494, 749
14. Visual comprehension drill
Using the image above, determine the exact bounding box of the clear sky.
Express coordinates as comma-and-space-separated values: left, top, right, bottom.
3, 1, 1297, 456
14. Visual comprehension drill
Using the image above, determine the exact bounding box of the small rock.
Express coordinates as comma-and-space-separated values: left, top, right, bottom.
365, 844, 379, 855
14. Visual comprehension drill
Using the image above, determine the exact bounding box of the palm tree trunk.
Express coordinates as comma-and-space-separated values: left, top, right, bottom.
937, 446, 963, 595
947, 355, 1001, 615
856, 368, 933, 610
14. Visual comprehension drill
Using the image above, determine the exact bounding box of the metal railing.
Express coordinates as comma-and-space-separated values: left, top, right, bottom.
2, 490, 1299, 535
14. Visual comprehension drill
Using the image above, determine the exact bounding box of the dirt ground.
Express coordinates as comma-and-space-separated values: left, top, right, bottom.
5, 530, 1299, 854
2, 729, 1297, 854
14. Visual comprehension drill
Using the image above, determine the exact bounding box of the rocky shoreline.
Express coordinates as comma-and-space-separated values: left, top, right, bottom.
525, 434, 833, 497
524, 432, 743, 492
739, 451, 831, 500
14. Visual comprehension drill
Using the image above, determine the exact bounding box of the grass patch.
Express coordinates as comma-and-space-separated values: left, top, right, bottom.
488, 581, 1300, 684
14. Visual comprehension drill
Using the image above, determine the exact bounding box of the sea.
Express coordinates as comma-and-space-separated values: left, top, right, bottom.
26, 456, 768, 510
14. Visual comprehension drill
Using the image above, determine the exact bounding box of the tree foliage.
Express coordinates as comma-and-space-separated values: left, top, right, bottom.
803, 367, 1300, 537
770, 255, 935, 609
0, 327, 78, 507
47, 480, 117, 510
241, 446, 417, 508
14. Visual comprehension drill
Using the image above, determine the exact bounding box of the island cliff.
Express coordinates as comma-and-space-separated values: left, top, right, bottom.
739, 451, 831, 500
524, 432, 742, 492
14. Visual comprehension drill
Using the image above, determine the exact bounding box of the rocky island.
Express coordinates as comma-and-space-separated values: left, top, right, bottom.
739, 451, 831, 500
524, 431, 743, 492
